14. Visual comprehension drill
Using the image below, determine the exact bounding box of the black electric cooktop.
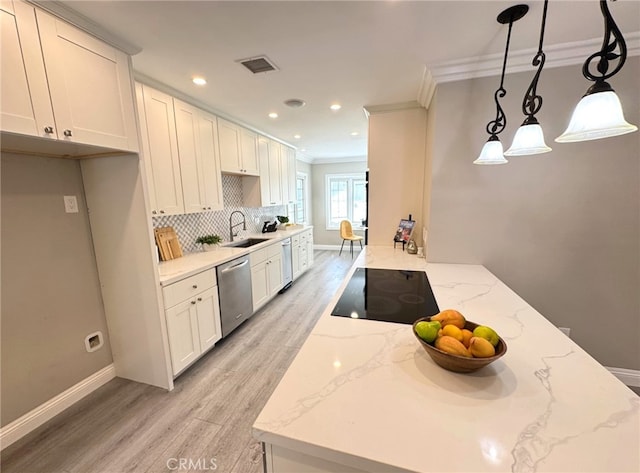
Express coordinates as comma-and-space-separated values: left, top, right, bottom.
331, 268, 440, 324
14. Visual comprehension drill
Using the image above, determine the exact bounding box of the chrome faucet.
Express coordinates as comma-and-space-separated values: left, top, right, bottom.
229, 210, 246, 241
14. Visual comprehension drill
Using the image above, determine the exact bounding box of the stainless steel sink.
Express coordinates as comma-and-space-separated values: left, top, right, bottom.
224, 238, 271, 248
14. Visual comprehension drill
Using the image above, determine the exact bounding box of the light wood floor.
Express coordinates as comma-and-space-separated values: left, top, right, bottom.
1, 250, 357, 473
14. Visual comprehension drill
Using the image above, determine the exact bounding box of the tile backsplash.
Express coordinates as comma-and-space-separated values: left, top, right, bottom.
153, 175, 289, 254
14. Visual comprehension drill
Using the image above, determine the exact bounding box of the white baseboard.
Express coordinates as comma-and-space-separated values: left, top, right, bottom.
313, 244, 342, 251
0, 364, 116, 450
606, 367, 640, 388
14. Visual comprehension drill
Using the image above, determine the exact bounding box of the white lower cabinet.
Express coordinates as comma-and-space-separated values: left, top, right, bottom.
292, 229, 313, 280
162, 269, 222, 376
250, 241, 284, 311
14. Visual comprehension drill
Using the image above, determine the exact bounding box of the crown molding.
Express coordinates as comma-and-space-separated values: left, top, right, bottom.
363, 101, 423, 115
29, 1, 141, 55
295, 153, 314, 164
417, 67, 437, 109
428, 32, 640, 84
310, 156, 368, 165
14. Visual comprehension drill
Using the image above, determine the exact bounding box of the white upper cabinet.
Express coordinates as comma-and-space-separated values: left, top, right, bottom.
137, 83, 225, 217
174, 100, 224, 213
0, 0, 54, 138
279, 144, 296, 205
268, 139, 283, 205
136, 83, 184, 216
239, 127, 259, 174
0, 1, 138, 152
218, 118, 259, 176
197, 111, 225, 212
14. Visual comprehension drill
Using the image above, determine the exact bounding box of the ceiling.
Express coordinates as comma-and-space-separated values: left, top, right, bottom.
53, 0, 640, 162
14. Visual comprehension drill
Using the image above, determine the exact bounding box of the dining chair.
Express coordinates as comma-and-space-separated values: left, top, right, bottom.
339, 220, 363, 257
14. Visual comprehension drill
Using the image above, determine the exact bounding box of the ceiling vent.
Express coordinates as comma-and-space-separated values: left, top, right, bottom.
237, 56, 278, 74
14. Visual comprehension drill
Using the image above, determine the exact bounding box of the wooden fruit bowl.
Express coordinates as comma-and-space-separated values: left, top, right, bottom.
412, 317, 507, 373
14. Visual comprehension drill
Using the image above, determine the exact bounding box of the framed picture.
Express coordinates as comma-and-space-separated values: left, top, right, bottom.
394, 219, 415, 243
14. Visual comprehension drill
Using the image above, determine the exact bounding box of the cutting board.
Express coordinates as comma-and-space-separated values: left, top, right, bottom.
155, 227, 183, 261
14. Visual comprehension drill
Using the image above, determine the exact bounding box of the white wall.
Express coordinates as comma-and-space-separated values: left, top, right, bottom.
368, 107, 427, 246
428, 57, 640, 370
311, 161, 367, 246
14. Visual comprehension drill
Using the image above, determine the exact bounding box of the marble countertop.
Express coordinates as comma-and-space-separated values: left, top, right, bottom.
158, 226, 312, 285
253, 246, 639, 472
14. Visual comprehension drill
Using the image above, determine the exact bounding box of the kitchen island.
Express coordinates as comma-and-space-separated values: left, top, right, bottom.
253, 246, 639, 472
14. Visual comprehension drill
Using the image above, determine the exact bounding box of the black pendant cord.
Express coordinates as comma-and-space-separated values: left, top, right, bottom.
521, 0, 549, 124
486, 18, 515, 137
582, 0, 627, 87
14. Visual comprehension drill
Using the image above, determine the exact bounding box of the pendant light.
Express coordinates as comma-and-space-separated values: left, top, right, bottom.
474, 5, 528, 165
556, 0, 637, 143
505, 0, 552, 156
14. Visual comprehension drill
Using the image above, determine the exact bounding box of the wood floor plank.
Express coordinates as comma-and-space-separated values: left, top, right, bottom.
0, 251, 352, 473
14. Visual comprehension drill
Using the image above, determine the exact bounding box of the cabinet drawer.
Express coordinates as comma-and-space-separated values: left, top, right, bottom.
250, 246, 269, 266
163, 269, 216, 308
292, 234, 300, 245
267, 241, 282, 258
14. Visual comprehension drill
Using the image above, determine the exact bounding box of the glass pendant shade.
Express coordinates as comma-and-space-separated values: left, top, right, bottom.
474, 137, 508, 165
505, 123, 552, 156
556, 90, 638, 143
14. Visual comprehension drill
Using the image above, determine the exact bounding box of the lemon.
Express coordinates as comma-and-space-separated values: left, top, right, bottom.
441, 324, 464, 342
472, 325, 500, 347
415, 321, 440, 343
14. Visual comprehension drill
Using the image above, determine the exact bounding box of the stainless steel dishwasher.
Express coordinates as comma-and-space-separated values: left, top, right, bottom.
216, 255, 253, 337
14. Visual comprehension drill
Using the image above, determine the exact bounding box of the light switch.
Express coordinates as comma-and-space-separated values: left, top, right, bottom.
64, 195, 78, 213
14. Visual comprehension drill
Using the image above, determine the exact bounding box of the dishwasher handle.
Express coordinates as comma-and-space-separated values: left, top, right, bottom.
220, 259, 249, 273
282, 238, 291, 246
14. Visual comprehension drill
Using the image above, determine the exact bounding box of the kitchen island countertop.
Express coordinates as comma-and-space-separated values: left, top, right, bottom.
253, 246, 639, 472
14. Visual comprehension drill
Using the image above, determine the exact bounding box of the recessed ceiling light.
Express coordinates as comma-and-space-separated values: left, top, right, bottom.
350, 131, 359, 136
192, 76, 207, 86
330, 103, 342, 111
284, 99, 306, 108
300, 148, 306, 152
268, 112, 278, 119
294, 134, 301, 139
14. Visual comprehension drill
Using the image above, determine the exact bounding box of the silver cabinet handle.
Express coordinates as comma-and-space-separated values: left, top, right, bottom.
160, 210, 165, 214
197, 297, 202, 301
192, 285, 198, 289
203, 207, 207, 210
152, 210, 157, 214
44, 126, 54, 134
63, 129, 72, 137
191, 301, 196, 305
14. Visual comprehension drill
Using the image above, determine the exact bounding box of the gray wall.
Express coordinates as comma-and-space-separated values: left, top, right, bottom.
428, 57, 639, 370
310, 161, 367, 246
296, 159, 312, 225
1, 154, 113, 426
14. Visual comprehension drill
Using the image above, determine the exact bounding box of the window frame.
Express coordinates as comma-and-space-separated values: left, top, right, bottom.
295, 171, 309, 225
325, 173, 366, 230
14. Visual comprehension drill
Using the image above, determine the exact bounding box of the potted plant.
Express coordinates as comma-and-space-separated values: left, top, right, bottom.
276, 215, 290, 229
195, 234, 222, 252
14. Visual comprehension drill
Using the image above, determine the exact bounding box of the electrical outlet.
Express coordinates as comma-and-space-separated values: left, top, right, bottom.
64, 195, 78, 213
559, 327, 571, 338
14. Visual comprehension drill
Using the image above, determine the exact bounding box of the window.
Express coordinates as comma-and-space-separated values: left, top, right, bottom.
326, 173, 367, 229
295, 172, 309, 224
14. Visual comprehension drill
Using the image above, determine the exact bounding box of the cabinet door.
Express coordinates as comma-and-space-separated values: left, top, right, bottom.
280, 144, 290, 205
36, 9, 138, 151
136, 83, 184, 216
287, 147, 297, 205
257, 136, 272, 205
198, 111, 224, 211
268, 140, 283, 205
218, 118, 242, 173
0, 0, 55, 138
174, 99, 206, 214
268, 253, 284, 296
292, 243, 301, 280
195, 287, 222, 353
240, 127, 259, 175
165, 300, 200, 375
306, 230, 314, 266
251, 261, 270, 311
